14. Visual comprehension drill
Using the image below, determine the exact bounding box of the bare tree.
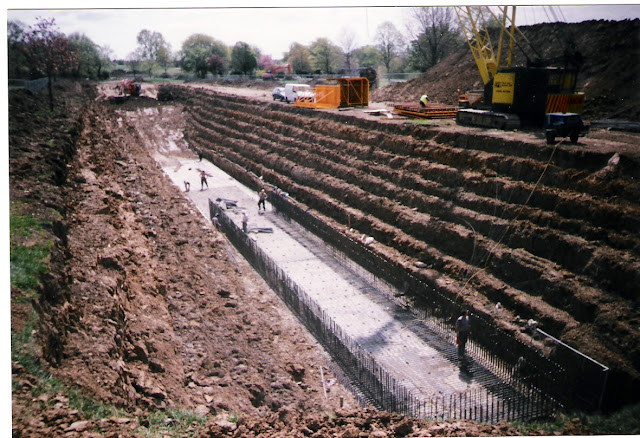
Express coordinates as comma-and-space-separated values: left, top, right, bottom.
338, 28, 358, 73
374, 21, 404, 73
406, 7, 460, 71
24, 17, 78, 110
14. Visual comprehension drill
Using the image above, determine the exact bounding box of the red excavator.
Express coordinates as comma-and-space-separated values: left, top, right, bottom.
261, 64, 291, 80
118, 79, 142, 97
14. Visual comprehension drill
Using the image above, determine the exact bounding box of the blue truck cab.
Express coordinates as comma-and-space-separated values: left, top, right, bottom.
544, 113, 589, 144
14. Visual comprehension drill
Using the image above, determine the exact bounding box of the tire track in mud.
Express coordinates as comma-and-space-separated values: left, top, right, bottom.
171, 85, 640, 392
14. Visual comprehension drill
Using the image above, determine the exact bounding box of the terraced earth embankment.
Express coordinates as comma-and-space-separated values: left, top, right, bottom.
168, 84, 640, 407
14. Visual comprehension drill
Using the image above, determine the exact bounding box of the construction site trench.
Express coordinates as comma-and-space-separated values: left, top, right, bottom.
141, 100, 561, 423
10, 78, 640, 436
153, 83, 639, 412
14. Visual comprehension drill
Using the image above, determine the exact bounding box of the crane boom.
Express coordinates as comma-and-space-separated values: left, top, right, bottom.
454, 6, 518, 85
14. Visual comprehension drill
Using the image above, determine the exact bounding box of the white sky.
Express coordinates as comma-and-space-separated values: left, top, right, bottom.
6, 2, 640, 60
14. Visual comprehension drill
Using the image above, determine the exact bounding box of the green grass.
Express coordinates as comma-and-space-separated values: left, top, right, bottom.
11, 312, 39, 374
585, 403, 640, 434
137, 408, 207, 437
10, 204, 55, 297
512, 404, 640, 435
10, 209, 42, 237
10, 244, 50, 294
34, 109, 55, 118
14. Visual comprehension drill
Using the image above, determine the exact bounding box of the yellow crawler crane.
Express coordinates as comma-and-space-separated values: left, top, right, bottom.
454, 6, 585, 130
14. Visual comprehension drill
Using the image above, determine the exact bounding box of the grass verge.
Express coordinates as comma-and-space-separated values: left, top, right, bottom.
512, 403, 640, 435
136, 408, 207, 437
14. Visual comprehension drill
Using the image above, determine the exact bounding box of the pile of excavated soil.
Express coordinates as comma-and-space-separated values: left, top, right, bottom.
372, 19, 640, 122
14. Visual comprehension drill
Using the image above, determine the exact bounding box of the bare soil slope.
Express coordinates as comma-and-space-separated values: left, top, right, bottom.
168, 82, 640, 410
10, 82, 356, 436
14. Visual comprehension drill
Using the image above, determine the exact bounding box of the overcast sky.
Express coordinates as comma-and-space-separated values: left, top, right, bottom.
6, 2, 640, 61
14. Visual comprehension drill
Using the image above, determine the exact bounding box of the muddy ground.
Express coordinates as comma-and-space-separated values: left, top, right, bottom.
10, 75, 639, 437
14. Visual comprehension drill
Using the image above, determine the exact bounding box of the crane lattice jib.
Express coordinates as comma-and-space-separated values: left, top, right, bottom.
455, 6, 494, 85
455, 6, 520, 85
484, 6, 539, 67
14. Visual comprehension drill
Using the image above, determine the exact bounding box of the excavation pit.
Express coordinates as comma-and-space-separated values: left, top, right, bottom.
161, 153, 564, 422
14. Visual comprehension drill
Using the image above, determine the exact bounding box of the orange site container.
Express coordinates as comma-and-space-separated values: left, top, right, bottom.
294, 77, 369, 109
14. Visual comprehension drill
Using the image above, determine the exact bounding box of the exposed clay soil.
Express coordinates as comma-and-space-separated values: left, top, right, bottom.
167, 82, 640, 402
10, 81, 360, 436
10, 19, 640, 437
10, 82, 562, 437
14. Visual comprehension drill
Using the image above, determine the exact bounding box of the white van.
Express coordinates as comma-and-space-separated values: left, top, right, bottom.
284, 83, 313, 103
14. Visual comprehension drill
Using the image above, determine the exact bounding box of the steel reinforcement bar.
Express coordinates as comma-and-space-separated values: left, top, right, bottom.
264, 190, 608, 412
179, 84, 608, 412
208, 198, 562, 422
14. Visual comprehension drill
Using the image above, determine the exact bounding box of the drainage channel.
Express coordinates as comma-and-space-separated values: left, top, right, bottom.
160, 154, 560, 422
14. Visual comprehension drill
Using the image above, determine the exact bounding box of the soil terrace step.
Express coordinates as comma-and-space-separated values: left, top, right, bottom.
188, 87, 640, 207
184, 88, 640, 237
170, 85, 640, 377
183, 92, 639, 294
190, 116, 609, 326
190, 118, 581, 334
184, 95, 640, 299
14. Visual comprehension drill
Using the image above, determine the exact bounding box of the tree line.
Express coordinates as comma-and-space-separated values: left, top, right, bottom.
8, 8, 465, 82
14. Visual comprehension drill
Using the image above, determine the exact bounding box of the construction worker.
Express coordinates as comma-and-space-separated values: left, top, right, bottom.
258, 189, 267, 212
419, 94, 430, 107
455, 310, 471, 360
200, 170, 209, 190
242, 211, 249, 233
